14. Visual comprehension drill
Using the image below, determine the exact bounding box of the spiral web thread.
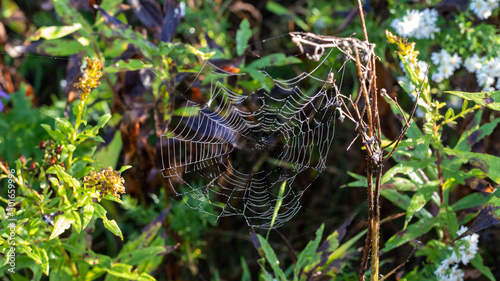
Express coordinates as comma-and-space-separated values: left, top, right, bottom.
160, 33, 369, 228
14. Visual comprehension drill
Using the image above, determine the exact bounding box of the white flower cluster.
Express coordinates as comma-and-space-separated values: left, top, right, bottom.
469, 0, 499, 20
464, 54, 500, 91
391, 9, 440, 39
430, 49, 462, 83
434, 226, 480, 281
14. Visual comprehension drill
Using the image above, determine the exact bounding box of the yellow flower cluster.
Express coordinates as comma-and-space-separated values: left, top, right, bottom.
386, 30, 419, 65
74, 57, 103, 101
83, 167, 125, 200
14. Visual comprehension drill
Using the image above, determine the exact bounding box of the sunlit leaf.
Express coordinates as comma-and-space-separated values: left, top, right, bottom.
28, 24, 82, 41
50, 213, 75, 240
236, 19, 253, 56
443, 148, 500, 184
446, 91, 500, 111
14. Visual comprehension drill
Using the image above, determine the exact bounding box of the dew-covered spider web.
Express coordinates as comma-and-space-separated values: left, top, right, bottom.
160, 33, 370, 229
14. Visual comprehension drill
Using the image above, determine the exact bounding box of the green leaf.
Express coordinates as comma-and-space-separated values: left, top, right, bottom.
470, 254, 495, 281
29, 39, 88, 56
240, 256, 251, 281
266, 2, 309, 31
103, 60, 153, 72
454, 113, 500, 152
294, 224, 323, 277
446, 90, 500, 111
115, 246, 171, 266
404, 183, 438, 229
267, 180, 286, 234
50, 213, 75, 239
93, 131, 122, 170
236, 19, 253, 56
56, 117, 74, 136
444, 107, 455, 121
28, 23, 82, 41
82, 203, 94, 229
103, 219, 123, 240
246, 53, 301, 69
38, 248, 49, 276
117, 165, 132, 173
72, 210, 82, 233
443, 148, 500, 184
47, 165, 80, 189
381, 164, 415, 184
452, 193, 492, 211
256, 234, 287, 280
172, 106, 200, 117
92, 203, 107, 219
383, 218, 436, 253
53, 0, 91, 36
96, 113, 112, 129
41, 124, 66, 143
105, 263, 155, 280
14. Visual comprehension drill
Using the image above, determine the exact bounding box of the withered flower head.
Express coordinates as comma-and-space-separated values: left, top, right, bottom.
83, 167, 125, 200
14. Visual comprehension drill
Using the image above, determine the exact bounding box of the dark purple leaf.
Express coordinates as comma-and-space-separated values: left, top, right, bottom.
94, 5, 128, 31
161, 0, 182, 42
456, 204, 500, 241
127, 0, 163, 29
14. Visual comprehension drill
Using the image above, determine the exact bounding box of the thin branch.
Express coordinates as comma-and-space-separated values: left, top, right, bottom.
382, 68, 427, 164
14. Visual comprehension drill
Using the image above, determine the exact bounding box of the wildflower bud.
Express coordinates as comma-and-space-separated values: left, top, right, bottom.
29, 162, 36, 171
50, 157, 57, 165
55, 146, 63, 154
39, 141, 47, 150
20, 155, 26, 164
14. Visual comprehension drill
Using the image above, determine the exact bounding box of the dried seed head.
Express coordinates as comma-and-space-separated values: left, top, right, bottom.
84, 167, 126, 200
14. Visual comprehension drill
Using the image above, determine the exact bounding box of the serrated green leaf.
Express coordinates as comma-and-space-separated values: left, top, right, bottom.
236, 19, 252, 56
446, 90, 500, 111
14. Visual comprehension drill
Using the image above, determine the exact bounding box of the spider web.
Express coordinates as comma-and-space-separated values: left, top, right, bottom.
160, 35, 353, 229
